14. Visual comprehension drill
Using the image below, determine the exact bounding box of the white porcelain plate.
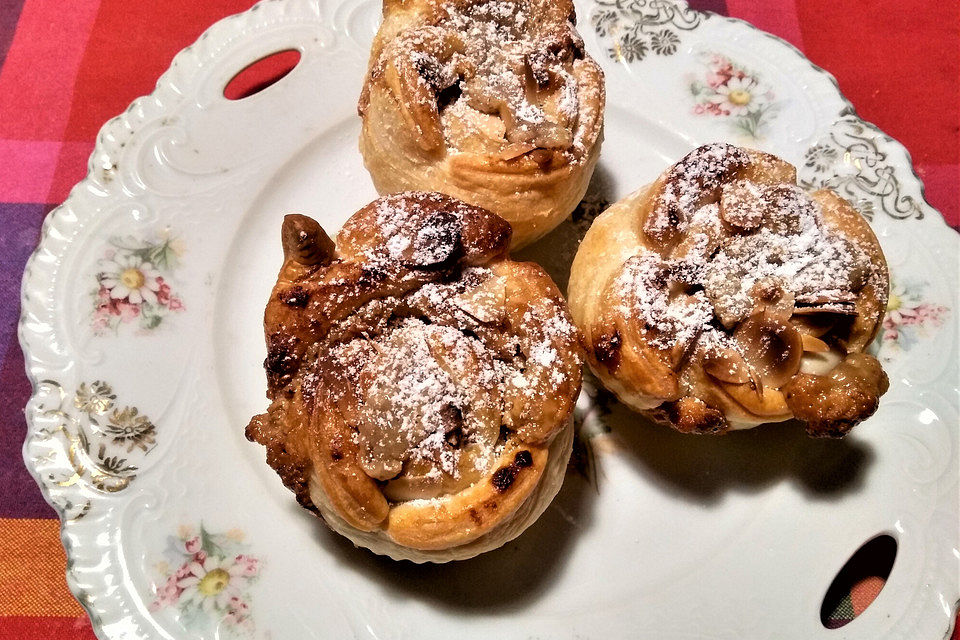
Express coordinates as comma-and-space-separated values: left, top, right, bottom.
20, 0, 959, 638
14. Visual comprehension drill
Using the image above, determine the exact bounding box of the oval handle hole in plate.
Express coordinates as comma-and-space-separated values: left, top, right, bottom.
223, 49, 301, 101
820, 534, 897, 629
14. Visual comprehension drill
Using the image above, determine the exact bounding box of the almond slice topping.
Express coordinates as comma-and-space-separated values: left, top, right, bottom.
733, 313, 804, 389
800, 333, 830, 353
703, 347, 751, 384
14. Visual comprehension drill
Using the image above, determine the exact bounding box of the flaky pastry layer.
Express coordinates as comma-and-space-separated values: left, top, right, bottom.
358, 0, 605, 248
568, 144, 890, 437
246, 191, 582, 561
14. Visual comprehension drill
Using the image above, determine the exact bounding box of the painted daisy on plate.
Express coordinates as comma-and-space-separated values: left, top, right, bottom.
177, 555, 250, 612
689, 53, 779, 140
150, 523, 261, 636
99, 253, 161, 304
92, 232, 185, 334
708, 76, 762, 117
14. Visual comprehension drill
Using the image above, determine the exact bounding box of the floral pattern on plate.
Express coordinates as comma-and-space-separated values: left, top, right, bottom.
591, 0, 701, 63
688, 53, 779, 140
35, 380, 157, 497
872, 278, 949, 360
798, 116, 925, 222
92, 232, 185, 334
78, 381, 157, 454
150, 523, 262, 636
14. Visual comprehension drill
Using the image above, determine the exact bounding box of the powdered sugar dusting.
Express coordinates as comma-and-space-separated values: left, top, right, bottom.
618, 152, 875, 357
645, 143, 750, 241
615, 254, 716, 351
324, 263, 578, 499
371, 192, 469, 266
380, 0, 594, 160
702, 184, 868, 325
333, 318, 501, 481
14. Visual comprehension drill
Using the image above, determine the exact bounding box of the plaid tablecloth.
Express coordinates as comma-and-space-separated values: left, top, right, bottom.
1, 0, 957, 637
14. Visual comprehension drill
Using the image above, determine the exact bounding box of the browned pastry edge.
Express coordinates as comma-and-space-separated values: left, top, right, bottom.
357, 0, 605, 248
246, 191, 582, 554
569, 143, 890, 438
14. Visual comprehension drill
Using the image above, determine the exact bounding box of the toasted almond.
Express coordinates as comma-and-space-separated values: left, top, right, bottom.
719, 179, 765, 231
733, 313, 804, 388
792, 301, 857, 316
749, 278, 795, 323
801, 333, 829, 352
703, 348, 751, 384
497, 142, 537, 160
790, 313, 837, 337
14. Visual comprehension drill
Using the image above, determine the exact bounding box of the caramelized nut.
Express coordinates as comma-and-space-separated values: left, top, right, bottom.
703, 347, 751, 384
719, 179, 765, 231
733, 313, 804, 388
800, 333, 829, 353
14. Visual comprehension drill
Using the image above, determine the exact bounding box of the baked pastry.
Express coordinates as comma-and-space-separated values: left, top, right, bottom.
568, 143, 890, 437
357, 0, 605, 249
246, 192, 582, 562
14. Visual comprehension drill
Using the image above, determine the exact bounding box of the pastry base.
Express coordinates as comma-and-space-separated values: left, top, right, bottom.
309, 416, 575, 563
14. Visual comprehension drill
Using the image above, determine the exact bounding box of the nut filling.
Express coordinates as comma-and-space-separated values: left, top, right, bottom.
595, 143, 890, 437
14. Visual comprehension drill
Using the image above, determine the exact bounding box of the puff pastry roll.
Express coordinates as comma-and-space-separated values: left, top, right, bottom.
358, 0, 605, 249
569, 144, 890, 437
246, 192, 582, 562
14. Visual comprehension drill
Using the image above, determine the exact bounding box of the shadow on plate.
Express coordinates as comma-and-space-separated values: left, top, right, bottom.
312, 447, 598, 614
514, 161, 616, 293
596, 391, 876, 504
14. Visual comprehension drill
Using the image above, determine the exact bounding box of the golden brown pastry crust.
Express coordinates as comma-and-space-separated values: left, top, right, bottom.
568, 144, 890, 437
358, 0, 605, 249
246, 192, 582, 561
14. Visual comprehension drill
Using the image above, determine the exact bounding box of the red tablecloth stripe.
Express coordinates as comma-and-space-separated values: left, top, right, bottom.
0, 615, 98, 638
